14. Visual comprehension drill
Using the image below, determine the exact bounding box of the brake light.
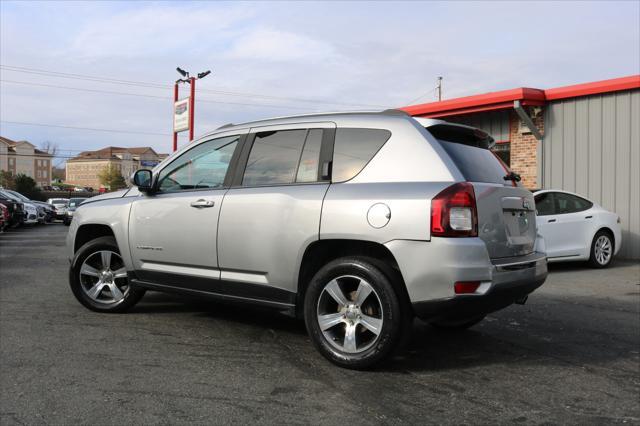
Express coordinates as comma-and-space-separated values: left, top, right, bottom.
454, 281, 481, 294
431, 182, 478, 237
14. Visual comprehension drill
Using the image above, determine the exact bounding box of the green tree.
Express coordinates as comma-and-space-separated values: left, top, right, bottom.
0, 170, 15, 189
98, 165, 127, 190
13, 173, 43, 200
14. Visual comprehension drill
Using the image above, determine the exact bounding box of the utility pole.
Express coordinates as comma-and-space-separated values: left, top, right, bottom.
172, 67, 212, 152
437, 76, 443, 102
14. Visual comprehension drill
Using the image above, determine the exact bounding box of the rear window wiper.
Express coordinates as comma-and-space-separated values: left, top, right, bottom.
503, 171, 521, 182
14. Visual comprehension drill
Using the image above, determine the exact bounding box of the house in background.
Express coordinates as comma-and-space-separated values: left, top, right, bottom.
66, 146, 167, 189
0, 136, 53, 187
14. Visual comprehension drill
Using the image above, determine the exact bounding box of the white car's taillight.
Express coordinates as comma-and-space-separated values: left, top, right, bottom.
431, 182, 478, 237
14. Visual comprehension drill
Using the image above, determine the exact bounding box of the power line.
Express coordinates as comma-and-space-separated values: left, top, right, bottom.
406, 87, 437, 105
0, 79, 319, 111
1, 120, 170, 136
0, 64, 389, 109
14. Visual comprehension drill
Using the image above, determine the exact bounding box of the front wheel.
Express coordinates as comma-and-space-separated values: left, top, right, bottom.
304, 257, 409, 370
69, 236, 145, 313
589, 231, 614, 268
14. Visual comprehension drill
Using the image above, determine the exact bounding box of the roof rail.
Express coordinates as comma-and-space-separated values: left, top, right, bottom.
216, 123, 235, 130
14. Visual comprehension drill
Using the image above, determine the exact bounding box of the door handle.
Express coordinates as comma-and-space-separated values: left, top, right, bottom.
190, 199, 215, 208
547, 219, 557, 223
585, 215, 593, 219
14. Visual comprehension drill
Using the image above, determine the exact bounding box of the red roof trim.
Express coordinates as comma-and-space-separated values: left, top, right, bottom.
544, 75, 640, 101
401, 75, 640, 117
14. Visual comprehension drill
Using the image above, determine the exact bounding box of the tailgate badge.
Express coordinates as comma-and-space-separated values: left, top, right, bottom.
522, 199, 531, 210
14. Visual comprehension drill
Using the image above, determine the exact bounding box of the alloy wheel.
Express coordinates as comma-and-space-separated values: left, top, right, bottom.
316, 275, 384, 354
79, 250, 129, 304
594, 235, 612, 265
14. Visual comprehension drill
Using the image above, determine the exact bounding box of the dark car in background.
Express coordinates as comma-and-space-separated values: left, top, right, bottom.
3, 190, 55, 224
0, 190, 25, 228
47, 198, 69, 220
63, 197, 88, 226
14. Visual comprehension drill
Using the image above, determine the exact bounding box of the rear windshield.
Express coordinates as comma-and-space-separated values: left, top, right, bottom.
438, 139, 509, 185
51, 199, 68, 204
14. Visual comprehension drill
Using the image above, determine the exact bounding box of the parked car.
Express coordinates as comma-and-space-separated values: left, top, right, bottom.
3, 190, 53, 224
0, 190, 37, 225
66, 111, 548, 369
84, 187, 94, 193
47, 198, 69, 220
63, 197, 88, 226
51, 186, 61, 191
533, 190, 621, 268
0, 203, 9, 232
0, 190, 24, 228
73, 187, 85, 192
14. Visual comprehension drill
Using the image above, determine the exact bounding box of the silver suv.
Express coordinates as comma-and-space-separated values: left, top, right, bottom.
66, 111, 547, 369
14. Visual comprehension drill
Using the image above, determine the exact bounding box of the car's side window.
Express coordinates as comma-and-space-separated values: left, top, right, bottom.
296, 129, 323, 183
535, 192, 555, 216
157, 135, 240, 192
243, 129, 320, 186
554, 193, 593, 214
332, 128, 392, 182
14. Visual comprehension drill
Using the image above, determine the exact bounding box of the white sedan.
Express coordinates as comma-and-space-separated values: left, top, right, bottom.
533, 190, 621, 268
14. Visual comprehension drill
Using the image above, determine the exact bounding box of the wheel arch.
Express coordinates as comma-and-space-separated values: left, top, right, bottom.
295, 239, 410, 317
594, 226, 615, 248
74, 223, 116, 253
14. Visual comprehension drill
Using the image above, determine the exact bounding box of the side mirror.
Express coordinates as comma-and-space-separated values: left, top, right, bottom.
132, 169, 154, 193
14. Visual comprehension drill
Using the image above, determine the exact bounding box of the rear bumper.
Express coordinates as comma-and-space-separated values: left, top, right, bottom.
412, 255, 547, 321
385, 238, 548, 321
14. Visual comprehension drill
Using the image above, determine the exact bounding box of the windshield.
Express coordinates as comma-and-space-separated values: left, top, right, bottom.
50, 199, 68, 205
6, 190, 30, 202
438, 139, 512, 185
0, 190, 21, 202
68, 198, 86, 207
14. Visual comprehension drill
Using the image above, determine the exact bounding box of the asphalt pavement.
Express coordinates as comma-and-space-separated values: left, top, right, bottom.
1, 223, 639, 425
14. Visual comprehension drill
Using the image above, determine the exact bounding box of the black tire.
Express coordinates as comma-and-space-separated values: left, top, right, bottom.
63, 219, 70, 226
69, 236, 145, 313
430, 314, 486, 330
588, 230, 614, 268
304, 256, 410, 370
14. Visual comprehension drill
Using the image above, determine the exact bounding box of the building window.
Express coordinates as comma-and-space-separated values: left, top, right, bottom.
491, 142, 511, 166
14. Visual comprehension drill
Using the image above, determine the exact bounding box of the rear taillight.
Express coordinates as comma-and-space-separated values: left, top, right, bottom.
431, 182, 478, 237
454, 281, 481, 294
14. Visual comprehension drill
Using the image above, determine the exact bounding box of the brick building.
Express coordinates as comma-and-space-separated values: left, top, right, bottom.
401, 75, 640, 259
66, 146, 166, 189
0, 136, 53, 187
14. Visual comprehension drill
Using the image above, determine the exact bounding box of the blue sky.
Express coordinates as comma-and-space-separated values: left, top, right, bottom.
1, 0, 638, 162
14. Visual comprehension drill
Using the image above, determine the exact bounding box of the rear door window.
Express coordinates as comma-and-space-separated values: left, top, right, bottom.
438, 140, 510, 185
243, 129, 307, 186
332, 128, 391, 182
554, 192, 593, 214
534, 192, 555, 216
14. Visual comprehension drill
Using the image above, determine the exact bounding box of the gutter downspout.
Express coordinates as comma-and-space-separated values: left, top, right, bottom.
513, 100, 543, 140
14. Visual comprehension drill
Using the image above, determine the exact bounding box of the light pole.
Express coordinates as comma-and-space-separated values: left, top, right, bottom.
173, 67, 211, 152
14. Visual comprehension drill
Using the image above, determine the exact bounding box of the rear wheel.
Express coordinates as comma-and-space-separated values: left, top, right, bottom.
304, 257, 409, 370
589, 231, 614, 268
430, 314, 486, 330
69, 236, 145, 312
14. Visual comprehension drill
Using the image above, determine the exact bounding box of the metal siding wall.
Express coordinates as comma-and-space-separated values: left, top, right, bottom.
542, 90, 640, 259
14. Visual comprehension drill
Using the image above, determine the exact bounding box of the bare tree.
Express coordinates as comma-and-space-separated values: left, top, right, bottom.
40, 140, 64, 168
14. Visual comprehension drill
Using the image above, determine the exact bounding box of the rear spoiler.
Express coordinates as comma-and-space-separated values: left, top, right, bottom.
412, 117, 495, 149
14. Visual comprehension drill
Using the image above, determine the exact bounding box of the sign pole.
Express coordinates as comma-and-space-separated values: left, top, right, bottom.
189, 77, 196, 142
173, 82, 179, 152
